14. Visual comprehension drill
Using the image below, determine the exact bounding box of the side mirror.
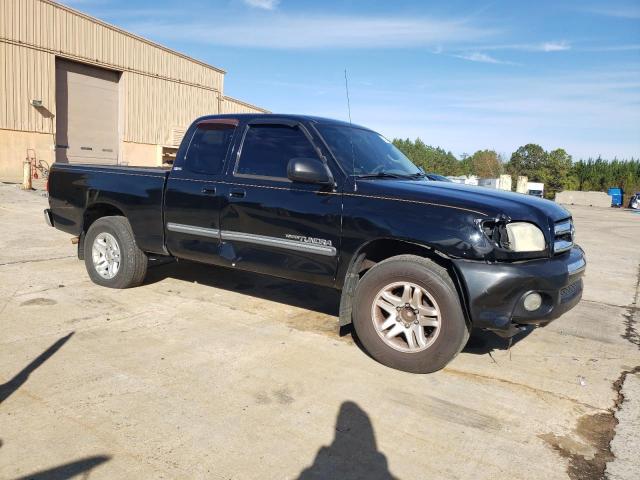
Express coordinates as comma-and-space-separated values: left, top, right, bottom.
287, 157, 334, 185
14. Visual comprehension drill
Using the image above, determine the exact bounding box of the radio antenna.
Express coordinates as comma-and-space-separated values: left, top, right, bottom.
344, 69, 357, 191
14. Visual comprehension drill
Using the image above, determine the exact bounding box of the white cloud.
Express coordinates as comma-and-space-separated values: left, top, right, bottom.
461, 41, 571, 52
127, 14, 496, 49
243, 0, 280, 10
454, 52, 514, 65
267, 69, 640, 159
249, 70, 640, 159
539, 41, 571, 52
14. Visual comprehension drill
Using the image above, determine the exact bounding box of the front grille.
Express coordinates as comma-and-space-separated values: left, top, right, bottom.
554, 219, 574, 254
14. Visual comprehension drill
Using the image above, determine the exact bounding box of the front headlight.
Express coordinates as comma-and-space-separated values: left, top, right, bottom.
481, 220, 547, 254
504, 222, 546, 252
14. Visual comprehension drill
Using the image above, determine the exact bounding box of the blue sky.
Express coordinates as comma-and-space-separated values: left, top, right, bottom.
63, 0, 640, 160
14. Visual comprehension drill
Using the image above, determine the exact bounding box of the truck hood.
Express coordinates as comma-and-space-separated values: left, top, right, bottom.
353, 178, 571, 224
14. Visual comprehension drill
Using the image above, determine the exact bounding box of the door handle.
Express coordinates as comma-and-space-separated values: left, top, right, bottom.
229, 188, 246, 199
201, 187, 216, 195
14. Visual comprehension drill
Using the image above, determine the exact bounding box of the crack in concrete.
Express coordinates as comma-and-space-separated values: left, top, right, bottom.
0, 255, 75, 267
540, 367, 640, 480
540, 411, 616, 480
622, 311, 640, 349
581, 299, 639, 313
612, 366, 640, 411
621, 264, 640, 349
599, 263, 640, 478
444, 368, 601, 410
540, 265, 640, 480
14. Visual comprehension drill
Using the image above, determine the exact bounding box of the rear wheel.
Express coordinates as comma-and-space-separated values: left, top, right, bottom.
352, 255, 469, 373
84, 216, 148, 289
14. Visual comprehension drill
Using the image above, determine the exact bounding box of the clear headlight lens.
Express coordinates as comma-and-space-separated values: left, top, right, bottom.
505, 222, 546, 252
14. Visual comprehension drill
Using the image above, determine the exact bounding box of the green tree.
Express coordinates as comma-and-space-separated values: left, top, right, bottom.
468, 150, 503, 178
569, 158, 640, 205
459, 153, 473, 176
545, 148, 573, 199
392, 138, 462, 176
506, 144, 547, 181
393, 137, 639, 203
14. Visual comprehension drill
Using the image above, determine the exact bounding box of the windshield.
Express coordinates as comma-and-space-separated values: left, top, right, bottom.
316, 125, 421, 177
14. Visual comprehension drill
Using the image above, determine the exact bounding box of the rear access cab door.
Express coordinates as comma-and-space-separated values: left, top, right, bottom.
163, 118, 239, 264
218, 118, 344, 287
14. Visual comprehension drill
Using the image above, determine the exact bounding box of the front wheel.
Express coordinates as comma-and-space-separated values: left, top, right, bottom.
84, 216, 148, 289
352, 255, 469, 373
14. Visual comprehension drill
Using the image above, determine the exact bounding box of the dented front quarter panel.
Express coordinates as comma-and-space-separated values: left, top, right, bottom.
335, 178, 585, 334
337, 178, 568, 279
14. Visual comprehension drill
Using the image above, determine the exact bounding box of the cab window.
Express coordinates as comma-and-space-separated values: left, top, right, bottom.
236, 124, 317, 179
184, 124, 236, 175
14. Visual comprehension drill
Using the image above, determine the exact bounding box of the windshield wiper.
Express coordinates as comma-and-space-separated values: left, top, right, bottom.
355, 172, 404, 179
403, 172, 427, 179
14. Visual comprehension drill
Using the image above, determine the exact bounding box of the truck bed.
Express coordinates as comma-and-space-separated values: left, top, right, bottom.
48, 163, 170, 255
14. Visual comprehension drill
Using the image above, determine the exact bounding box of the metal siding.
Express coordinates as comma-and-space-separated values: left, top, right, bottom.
0, 0, 265, 145
0, 41, 55, 133
220, 96, 269, 114
1, 0, 224, 92
124, 72, 221, 145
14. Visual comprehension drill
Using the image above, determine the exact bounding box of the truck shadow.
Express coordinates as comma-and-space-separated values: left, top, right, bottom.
144, 260, 534, 357
145, 259, 340, 317
463, 326, 534, 355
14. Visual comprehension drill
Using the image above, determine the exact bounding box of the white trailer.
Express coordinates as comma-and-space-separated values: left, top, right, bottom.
446, 175, 479, 186
478, 175, 512, 191
527, 182, 544, 197
478, 178, 499, 188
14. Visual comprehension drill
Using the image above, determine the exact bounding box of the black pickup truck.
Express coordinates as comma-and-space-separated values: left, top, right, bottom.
45, 114, 586, 373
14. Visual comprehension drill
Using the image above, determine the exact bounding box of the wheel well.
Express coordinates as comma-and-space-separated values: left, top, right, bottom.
354, 239, 448, 275
339, 239, 472, 328
77, 203, 125, 260
83, 203, 125, 233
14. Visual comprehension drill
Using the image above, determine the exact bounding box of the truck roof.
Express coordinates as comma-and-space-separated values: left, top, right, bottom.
194, 113, 371, 131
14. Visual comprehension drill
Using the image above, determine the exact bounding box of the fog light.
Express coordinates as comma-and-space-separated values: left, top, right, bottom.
524, 293, 542, 311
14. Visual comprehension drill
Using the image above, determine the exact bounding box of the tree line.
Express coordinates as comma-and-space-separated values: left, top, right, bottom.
392, 138, 640, 203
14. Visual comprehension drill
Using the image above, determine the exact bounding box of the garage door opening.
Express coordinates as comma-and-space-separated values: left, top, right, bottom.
55, 59, 120, 165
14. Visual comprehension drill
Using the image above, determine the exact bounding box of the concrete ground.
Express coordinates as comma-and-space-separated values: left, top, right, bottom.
0, 183, 638, 480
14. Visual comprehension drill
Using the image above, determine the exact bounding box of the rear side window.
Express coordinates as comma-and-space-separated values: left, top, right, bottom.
184, 124, 236, 175
236, 124, 317, 179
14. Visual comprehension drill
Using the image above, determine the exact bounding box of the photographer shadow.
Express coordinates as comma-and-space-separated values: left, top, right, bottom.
297, 401, 398, 480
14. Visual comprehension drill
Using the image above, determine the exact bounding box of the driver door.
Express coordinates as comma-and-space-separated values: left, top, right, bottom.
218, 119, 342, 287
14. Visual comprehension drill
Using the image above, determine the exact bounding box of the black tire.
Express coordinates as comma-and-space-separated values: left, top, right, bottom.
352, 255, 469, 373
84, 216, 148, 289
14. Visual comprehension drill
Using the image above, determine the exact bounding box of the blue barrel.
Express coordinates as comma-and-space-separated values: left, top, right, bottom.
608, 187, 623, 207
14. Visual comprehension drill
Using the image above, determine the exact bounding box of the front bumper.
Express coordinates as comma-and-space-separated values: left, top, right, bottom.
453, 246, 586, 337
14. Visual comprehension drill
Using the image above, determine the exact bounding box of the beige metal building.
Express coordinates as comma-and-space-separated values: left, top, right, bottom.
0, 0, 268, 182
